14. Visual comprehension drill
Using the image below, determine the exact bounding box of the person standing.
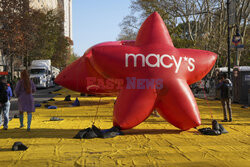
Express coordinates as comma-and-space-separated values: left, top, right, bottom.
15, 70, 36, 131
217, 73, 233, 122
0, 76, 12, 130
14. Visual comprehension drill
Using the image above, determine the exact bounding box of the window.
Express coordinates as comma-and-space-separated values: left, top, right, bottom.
30, 69, 46, 74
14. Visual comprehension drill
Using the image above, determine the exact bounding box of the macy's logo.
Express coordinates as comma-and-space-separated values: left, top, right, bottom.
125, 53, 195, 73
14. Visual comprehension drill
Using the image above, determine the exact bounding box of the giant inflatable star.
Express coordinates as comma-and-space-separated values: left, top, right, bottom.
56, 12, 217, 130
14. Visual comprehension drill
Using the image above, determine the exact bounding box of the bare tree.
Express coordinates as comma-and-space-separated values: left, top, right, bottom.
118, 0, 249, 66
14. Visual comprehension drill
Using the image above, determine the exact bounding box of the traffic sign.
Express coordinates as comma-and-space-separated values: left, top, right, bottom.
232, 35, 241, 45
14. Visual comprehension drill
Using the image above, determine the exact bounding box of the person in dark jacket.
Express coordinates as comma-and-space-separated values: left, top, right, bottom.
217, 73, 233, 122
0, 77, 13, 130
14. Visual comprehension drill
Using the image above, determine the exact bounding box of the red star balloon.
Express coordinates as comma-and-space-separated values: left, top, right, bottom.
55, 12, 217, 130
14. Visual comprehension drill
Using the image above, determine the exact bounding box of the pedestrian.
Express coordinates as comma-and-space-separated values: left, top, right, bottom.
0, 76, 13, 130
217, 73, 233, 122
15, 70, 36, 131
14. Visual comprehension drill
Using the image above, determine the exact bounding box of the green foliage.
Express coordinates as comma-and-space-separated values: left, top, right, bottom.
29, 10, 71, 68
66, 52, 79, 65
0, 0, 71, 70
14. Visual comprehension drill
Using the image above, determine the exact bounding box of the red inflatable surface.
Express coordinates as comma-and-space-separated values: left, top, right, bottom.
55, 12, 217, 130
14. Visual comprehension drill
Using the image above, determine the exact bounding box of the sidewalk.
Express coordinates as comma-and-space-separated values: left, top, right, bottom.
0, 88, 249, 167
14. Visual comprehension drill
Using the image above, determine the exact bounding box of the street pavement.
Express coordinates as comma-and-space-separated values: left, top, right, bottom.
9, 85, 61, 118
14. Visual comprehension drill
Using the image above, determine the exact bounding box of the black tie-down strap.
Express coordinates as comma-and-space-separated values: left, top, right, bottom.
198, 120, 228, 135
74, 125, 123, 139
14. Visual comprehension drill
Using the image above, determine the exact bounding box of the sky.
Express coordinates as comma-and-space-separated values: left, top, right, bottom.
72, 0, 131, 56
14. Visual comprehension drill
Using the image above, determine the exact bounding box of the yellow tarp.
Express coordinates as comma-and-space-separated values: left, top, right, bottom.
0, 88, 249, 167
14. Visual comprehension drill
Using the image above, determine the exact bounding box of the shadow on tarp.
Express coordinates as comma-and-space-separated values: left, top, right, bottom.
200, 122, 250, 126
199, 118, 250, 126
45, 115, 112, 118
0, 129, 82, 139
123, 129, 183, 135
0, 148, 12, 152
54, 100, 111, 107
0, 129, 185, 139
78, 100, 111, 106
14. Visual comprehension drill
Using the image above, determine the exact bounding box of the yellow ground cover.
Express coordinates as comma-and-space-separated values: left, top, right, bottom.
0, 88, 249, 167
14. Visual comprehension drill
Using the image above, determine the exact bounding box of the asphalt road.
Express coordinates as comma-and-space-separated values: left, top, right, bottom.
9, 85, 62, 118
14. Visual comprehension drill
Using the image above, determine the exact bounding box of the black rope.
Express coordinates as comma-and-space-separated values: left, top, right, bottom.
92, 97, 102, 125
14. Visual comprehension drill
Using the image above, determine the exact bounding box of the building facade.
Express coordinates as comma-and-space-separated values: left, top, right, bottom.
62, 0, 72, 38
30, 0, 58, 10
